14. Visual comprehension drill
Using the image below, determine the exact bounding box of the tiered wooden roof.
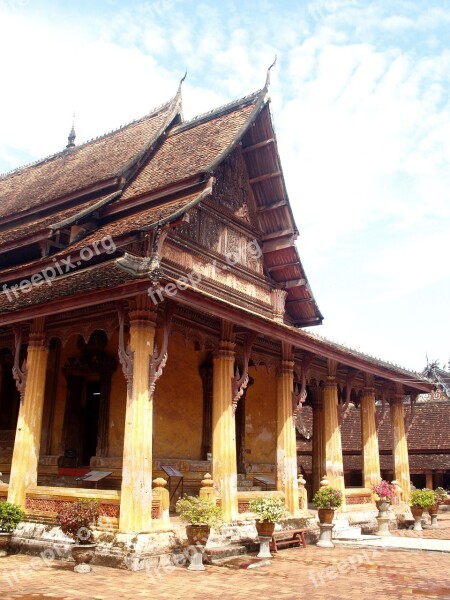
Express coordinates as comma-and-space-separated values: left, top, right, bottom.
0, 79, 433, 393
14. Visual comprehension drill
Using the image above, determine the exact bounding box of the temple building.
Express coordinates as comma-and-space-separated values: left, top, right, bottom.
0, 75, 433, 558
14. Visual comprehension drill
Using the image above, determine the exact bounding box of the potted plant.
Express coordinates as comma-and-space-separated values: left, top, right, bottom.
410, 489, 435, 531
0, 501, 25, 557
372, 480, 396, 517
248, 496, 287, 538
312, 486, 343, 523
56, 499, 99, 572
429, 487, 448, 527
175, 495, 221, 545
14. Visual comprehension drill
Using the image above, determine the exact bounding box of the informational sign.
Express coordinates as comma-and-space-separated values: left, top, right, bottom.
64, 449, 77, 459
253, 476, 275, 489
161, 465, 183, 478
77, 470, 112, 482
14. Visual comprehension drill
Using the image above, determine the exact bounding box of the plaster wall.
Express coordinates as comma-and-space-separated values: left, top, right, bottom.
153, 332, 205, 460
244, 364, 277, 465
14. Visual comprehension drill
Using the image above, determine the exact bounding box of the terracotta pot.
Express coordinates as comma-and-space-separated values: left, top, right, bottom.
185, 524, 210, 546
428, 504, 439, 516
317, 509, 335, 524
0, 532, 12, 557
410, 506, 424, 518
71, 543, 96, 573
255, 520, 275, 537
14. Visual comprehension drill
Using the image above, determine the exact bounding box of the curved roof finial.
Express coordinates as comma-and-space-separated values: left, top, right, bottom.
265, 55, 277, 90
66, 113, 76, 149
177, 70, 187, 95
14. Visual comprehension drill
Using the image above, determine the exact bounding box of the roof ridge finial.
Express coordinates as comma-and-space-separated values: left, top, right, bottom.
66, 113, 76, 149
265, 55, 277, 89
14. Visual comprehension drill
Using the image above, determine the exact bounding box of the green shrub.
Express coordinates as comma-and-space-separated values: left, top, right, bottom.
175, 495, 221, 528
0, 501, 25, 533
248, 496, 287, 523
410, 489, 435, 509
312, 486, 343, 510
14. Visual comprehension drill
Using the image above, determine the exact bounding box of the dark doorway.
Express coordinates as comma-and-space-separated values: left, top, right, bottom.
81, 381, 101, 466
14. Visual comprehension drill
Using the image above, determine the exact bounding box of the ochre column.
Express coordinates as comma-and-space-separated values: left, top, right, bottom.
212, 322, 238, 522
8, 318, 49, 508
119, 296, 156, 532
311, 380, 325, 496
360, 375, 381, 489
276, 343, 299, 515
323, 360, 346, 507
390, 385, 410, 505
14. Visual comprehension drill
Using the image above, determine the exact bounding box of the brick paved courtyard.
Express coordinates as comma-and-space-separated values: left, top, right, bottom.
1, 513, 449, 600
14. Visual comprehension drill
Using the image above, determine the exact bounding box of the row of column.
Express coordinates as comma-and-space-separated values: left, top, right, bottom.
311, 363, 411, 505
6, 296, 412, 531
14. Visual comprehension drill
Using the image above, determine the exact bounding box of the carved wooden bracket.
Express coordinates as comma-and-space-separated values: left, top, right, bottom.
145, 223, 170, 279
149, 303, 175, 395
232, 331, 257, 413
292, 354, 312, 426
116, 302, 133, 396
338, 369, 357, 426
12, 324, 27, 401
376, 382, 391, 431
404, 392, 418, 434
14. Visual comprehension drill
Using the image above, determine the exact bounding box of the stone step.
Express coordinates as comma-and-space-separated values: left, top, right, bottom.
333, 526, 362, 540
205, 542, 259, 565
237, 486, 263, 492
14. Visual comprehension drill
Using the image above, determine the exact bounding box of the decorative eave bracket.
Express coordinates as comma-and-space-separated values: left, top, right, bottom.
117, 302, 133, 396
338, 369, 357, 426
404, 392, 418, 434
12, 324, 27, 401
232, 332, 257, 413
149, 303, 175, 395
292, 354, 313, 426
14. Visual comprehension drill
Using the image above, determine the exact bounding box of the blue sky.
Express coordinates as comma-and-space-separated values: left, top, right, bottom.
1, 0, 449, 372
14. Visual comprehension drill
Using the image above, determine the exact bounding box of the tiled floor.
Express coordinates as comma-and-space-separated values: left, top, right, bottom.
1, 513, 449, 600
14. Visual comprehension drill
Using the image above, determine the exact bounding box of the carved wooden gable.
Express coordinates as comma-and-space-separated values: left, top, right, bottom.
212, 147, 254, 224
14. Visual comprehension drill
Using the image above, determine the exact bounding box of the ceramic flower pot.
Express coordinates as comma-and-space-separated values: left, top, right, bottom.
71, 543, 96, 573
255, 520, 275, 538
185, 524, 210, 546
376, 499, 391, 518
0, 532, 12, 557
428, 504, 439, 517
317, 509, 335, 524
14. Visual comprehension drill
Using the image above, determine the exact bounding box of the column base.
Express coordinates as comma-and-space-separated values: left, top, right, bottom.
316, 523, 335, 548
257, 536, 272, 558
413, 516, 423, 531
376, 516, 391, 536
187, 545, 206, 571
430, 514, 439, 529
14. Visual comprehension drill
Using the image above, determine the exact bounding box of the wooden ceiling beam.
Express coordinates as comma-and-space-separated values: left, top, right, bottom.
283, 278, 307, 289
249, 171, 281, 185
268, 261, 299, 272
242, 138, 275, 153
255, 199, 287, 213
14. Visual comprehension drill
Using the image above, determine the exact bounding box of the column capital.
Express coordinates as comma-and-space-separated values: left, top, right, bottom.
323, 375, 337, 387
362, 386, 375, 398
129, 294, 157, 328
28, 317, 47, 348
279, 359, 294, 376
215, 340, 235, 360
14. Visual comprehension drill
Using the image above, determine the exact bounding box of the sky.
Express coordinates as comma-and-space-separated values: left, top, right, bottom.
0, 0, 449, 373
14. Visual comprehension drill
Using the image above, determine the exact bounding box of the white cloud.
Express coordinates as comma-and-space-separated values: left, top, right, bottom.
0, 0, 449, 370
